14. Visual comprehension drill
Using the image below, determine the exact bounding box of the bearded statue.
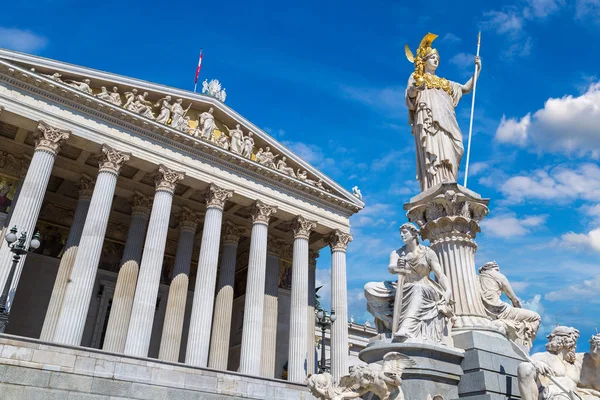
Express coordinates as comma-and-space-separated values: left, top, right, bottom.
517, 326, 600, 400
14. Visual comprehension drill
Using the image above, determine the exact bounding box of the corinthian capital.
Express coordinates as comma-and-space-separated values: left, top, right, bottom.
131, 191, 152, 216
326, 230, 353, 252
98, 144, 131, 175
34, 121, 70, 155
178, 206, 203, 232
205, 183, 233, 210
222, 221, 246, 244
155, 164, 185, 194
250, 200, 277, 225
78, 174, 96, 200
292, 216, 317, 240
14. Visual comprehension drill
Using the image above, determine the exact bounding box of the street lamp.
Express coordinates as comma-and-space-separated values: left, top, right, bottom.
315, 308, 337, 373
0, 226, 40, 333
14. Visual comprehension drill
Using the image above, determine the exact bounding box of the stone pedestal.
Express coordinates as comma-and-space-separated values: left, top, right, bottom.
360, 340, 464, 400
405, 182, 497, 332
453, 330, 523, 400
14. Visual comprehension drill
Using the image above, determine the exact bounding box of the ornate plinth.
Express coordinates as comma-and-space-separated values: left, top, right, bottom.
405, 182, 498, 332
359, 340, 464, 400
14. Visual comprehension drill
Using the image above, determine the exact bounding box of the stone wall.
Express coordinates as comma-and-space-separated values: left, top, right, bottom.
0, 335, 313, 399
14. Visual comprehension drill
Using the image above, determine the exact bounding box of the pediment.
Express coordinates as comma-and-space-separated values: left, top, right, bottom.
0, 49, 364, 213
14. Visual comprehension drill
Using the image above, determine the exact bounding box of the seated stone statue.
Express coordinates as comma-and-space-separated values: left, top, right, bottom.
517, 326, 600, 400
478, 261, 541, 348
364, 223, 453, 344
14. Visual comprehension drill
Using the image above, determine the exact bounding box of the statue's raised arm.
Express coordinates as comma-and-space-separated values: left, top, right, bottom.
404, 33, 481, 192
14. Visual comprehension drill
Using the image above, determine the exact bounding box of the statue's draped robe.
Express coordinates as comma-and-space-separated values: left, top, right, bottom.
406, 74, 464, 191
479, 269, 541, 347
364, 246, 448, 343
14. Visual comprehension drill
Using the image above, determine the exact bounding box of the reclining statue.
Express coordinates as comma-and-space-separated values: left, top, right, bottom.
307, 352, 415, 400
517, 326, 600, 400
478, 261, 541, 348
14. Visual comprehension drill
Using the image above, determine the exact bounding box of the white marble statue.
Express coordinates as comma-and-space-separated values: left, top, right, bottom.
154, 96, 172, 124
216, 132, 230, 150
199, 107, 216, 141
67, 78, 93, 94
364, 223, 453, 343
96, 86, 112, 102
41, 72, 63, 82
478, 261, 541, 349
307, 352, 415, 400
133, 92, 155, 119
276, 157, 296, 177
202, 79, 227, 102
405, 33, 481, 191
517, 327, 600, 400
109, 87, 122, 106
315, 179, 326, 190
169, 99, 184, 129
257, 146, 277, 168
124, 89, 139, 112
242, 132, 255, 159
223, 124, 244, 155
352, 186, 363, 200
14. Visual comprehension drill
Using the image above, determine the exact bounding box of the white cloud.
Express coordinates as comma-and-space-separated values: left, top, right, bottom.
561, 228, 600, 252
495, 82, 600, 158
0, 27, 48, 53
545, 275, 600, 303
581, 203, 600, 226
449, 52, 475, 74
481, 214, 546, 238
499, 164, 600, 204
495, 114, 531, 146
481, 10, 525, 36
525, 0, 564, 18
468, 161, 489, 177
441, 33, 462, 43
339, 85, 404, 118
503, 36, 533, 58
575, 0, 600, 20
350, 203, 395, 228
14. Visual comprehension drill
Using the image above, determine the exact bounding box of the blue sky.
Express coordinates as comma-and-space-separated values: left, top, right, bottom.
1, 0, 599, 352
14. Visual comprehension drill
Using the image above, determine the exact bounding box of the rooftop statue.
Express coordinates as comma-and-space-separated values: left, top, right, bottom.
517, 327, 600, 400
364, 223, 454, 344
405, 33, 481, 191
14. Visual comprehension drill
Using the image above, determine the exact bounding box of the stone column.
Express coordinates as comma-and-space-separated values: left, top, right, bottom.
327, 230, 352, 382
186, 184, 233, 367
239, 201, 277, 376
288, 216, 316, 383
306, 249, 319, 376
208, 221, 246, 370
39, 174, 94, 341
53, 145, 130, 345
124, 165, 184, 357
405, 182, 495, 331
260, 236, 285, 378
0, 121, 69, 303
102, 192, 152, 353
158, 207, 202, 362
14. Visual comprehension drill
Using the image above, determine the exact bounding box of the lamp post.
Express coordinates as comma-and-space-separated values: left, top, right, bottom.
0, 226, 41, 333
315, 308, 336, 374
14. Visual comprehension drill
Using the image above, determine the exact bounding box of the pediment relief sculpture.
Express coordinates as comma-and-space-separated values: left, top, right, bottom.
18, 65, 343, 199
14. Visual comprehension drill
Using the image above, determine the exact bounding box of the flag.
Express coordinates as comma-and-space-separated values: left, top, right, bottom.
194, 49, 203, 85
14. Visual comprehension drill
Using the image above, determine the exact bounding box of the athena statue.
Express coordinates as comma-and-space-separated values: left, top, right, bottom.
405, 33, 481, 191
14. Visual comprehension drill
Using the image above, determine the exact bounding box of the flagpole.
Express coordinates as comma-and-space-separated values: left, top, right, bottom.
463, 32, 481, 188
193, 48, 203, 93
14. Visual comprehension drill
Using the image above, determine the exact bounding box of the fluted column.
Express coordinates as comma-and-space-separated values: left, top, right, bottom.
124, 165, 184, 357
327, 230, 352, 381
260, 236, 285, 378
186, 184, 233, 367
40, 174, 94, 341
306, 249, 319, 376
102, 192, 152, 353
288, 216, 316, 383
239, 201, 277, 375
208, 221, 246, 370
158, 207, 202, 362
54, 145, 130, 345
0, 122, 69, 305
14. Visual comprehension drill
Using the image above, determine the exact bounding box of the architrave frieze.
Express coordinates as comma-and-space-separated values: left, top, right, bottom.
0, 57, 362, 217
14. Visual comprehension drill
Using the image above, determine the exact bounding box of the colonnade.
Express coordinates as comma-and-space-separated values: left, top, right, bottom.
0, 121, 352, 382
